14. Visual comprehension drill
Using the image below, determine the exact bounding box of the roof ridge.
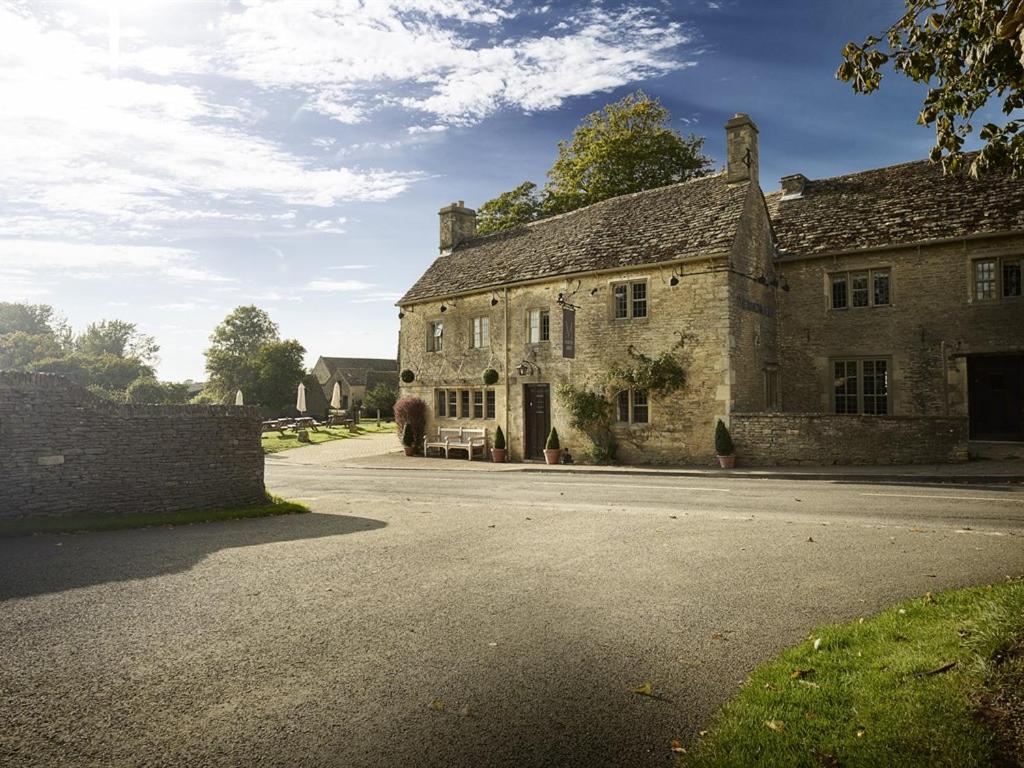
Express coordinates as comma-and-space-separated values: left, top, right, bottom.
461, 172, 730, 247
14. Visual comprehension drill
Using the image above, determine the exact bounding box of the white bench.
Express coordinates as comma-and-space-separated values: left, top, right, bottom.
424, 427, 488, 461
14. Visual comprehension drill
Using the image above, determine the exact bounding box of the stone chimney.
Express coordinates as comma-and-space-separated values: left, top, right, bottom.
780, 173, 808, 199
724, 113, 759, 185
438, 200, 476, 253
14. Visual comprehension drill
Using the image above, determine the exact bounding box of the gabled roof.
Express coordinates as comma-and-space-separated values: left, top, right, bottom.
365, 369, 399, 390
314, 357, 397, 387
767, 158, 1024, 258
399, 173, 749, 304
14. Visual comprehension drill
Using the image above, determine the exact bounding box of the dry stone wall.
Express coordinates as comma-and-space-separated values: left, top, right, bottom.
730, 412, 968, 466
0, 372, 265, 519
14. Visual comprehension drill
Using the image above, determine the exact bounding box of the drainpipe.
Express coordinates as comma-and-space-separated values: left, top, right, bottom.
503, 286, 511, 456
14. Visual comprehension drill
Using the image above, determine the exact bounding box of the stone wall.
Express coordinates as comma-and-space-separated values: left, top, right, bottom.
730, 412, 969, 466
0, 372, 266, 519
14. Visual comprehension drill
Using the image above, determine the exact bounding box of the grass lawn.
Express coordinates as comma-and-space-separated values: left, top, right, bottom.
679, 579, 1024, 768
262, 419, 396, 454
0, 495, 309, 537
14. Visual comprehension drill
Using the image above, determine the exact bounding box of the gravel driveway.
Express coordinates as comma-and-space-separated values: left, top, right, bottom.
2, 468, 1023, 767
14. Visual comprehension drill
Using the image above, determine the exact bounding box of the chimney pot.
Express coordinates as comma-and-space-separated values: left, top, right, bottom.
724, 112, 759, 186
438, 200, 477, 253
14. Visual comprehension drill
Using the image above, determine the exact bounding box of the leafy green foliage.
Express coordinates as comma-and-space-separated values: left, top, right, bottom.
401, 422, 415, 447
838, 1, 1024, 178
482, 368, 499, 386
363, 381, 398, 417
75, 319, 159, 364
493, 424, 506, 450
475, 181, 544, 235
715, 419, 735, 457
475, 91, 713, 233
545, 426, 560, 451
251, 339, 306, 412
609, 346, 686, 396
394, 395, 427, 450
30, 352, 154, 392
0, 302, 70, 370
124, 377, 191, 404
400, 368, 415, 383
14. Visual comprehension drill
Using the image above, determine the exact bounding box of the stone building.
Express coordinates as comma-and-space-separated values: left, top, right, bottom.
397, 115, 1024, 465
311, 356, 398, 410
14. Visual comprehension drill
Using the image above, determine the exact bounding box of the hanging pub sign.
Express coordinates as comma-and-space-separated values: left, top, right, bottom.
562, 306, 576, 358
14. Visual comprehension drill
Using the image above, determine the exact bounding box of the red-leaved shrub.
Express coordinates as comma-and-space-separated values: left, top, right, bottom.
394, 396, 427, 451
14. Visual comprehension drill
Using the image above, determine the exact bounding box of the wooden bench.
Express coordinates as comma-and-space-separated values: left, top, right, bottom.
424, 427, 488, 461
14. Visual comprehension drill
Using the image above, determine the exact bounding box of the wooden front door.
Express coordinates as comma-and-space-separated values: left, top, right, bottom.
523, 384, 551, 460
968, 355, 1024, 441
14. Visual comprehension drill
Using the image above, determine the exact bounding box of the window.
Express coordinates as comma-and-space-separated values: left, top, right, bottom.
471, 316, 490, 348
974, 257, 1022, 300
615, 388, 649, 424
764, 367, 780, 410
427, 321, 444, 352
435, 388, 496, 419
613, 280, 648, 319
832, 358, 889, 415
528, 309, 550, 343
830, 269, 890, 308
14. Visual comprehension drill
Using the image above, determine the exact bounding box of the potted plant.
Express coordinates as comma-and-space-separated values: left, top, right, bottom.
544, 427, 561, 465
401, 422, 416, 456
492, 425, 507, 463
715, 419, 736, 468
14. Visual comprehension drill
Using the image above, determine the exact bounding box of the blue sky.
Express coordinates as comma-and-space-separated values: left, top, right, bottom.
1, 0, 946, 381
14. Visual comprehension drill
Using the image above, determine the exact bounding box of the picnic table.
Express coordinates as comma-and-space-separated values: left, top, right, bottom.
261, 417, 323, 435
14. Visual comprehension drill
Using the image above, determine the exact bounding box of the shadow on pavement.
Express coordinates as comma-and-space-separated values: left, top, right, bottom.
0, 512, 386, 601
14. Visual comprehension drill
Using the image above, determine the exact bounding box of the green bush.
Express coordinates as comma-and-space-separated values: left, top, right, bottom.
715, 419, 735, 456
493, 425, 506, 449
400, 369, 415, 383
482, 367, 499, 386
545, 426, 560, 451
401, 422, 414, 447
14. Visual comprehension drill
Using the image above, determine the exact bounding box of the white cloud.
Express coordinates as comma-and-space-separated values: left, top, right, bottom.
218, 2, 692, 125
0, 5, 422, 243
306, 279, 376, 292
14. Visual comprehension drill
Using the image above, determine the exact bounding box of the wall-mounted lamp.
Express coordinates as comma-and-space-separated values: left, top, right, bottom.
669, 274, 680, 286
398, 311, 405, 319
756, 274, 768, 285
556, 293, 580, 311
590, 286, 599, 295
781, 278, 790, 292
515, 360, 538, 376
440, 303, 450, 313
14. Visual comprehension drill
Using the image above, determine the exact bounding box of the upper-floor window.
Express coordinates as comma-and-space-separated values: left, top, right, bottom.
973, 257, 1022, 301
615, 388, 649, 424
832, 357, 889, 415
830, 269, 890, 309
613, 280, 648, 319
427, 321, 443, 352
528, 309, 550, 343
471, 316, 490, 348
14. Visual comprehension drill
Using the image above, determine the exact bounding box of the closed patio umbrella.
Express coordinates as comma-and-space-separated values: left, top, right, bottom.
235, 390, 244, 406
296, 382, 307, 414
331, 381, 341, 410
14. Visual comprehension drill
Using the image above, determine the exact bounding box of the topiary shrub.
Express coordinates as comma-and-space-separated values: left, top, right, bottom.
482, 368, 499, 386
394, 396, 427, 450
545, 426, 560, 450
715, 419, 735, 456
400, 369, 415, 384
493, 425, 506, 449
401, 422, 414, 447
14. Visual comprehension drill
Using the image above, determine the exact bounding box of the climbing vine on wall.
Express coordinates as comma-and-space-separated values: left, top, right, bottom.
608, 344, 686, 396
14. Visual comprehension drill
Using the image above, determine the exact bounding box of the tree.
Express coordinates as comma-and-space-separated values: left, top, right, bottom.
125, 377, 191, 404
0, 302, 59, 336
475, 92, 713, 232
544, 91, 713, 213
362, 381, 398, 417
0, 330, 64, 370
0, 302, 70, 370
204, 306, 280, 399
75, 319, 159, 364
29, 353, 153, 392
475, 181, 544, 236
251, 339, 306, 412
838, 0, 1024, 178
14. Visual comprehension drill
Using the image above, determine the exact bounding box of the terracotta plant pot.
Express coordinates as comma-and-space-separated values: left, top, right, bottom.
403, 445, 416, 457
544, 448, 561, 465
717, 455, 736, 469
491, 448, 507, 463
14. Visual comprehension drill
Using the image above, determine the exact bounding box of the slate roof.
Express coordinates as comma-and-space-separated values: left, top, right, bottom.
314, 357, 397, 387
365, 369, 399, 390
767, 158, 1024, 258
399, 173, 749, 304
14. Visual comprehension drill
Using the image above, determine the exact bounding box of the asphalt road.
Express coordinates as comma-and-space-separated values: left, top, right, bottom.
2, 466, 1023, 768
